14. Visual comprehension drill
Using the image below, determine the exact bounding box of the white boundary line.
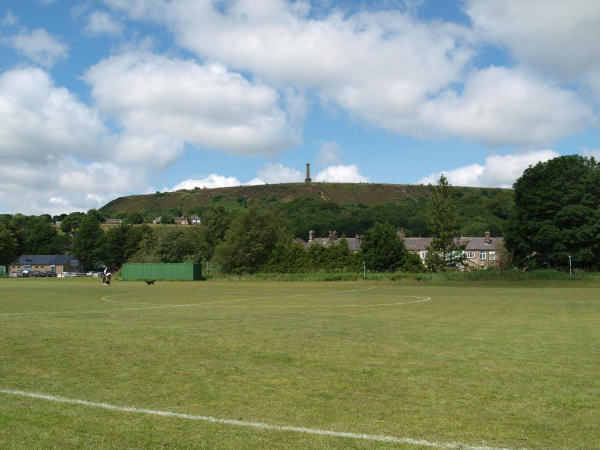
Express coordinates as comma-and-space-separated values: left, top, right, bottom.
0, 388, 515, 450
3, 287, 431, 317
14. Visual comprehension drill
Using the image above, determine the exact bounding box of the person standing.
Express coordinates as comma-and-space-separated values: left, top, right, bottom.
103, 266, 108, 285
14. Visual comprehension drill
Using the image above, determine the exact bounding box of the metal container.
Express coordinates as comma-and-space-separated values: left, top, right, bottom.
0, 266, 7, 277
122, 263, 203, 281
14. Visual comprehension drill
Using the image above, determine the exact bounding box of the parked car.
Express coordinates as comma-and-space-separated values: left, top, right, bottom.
57, 272, 69, 278
9, 272, 18, 277
86, 271, 94, 276
44, 271, 57, 277
30, 271, 42, 277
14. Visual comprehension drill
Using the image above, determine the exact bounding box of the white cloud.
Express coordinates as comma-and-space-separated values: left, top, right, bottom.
418, 67, 595, 147
465, 0, 600, 80
0, 67, 106, 160
0, 67, 153, 215
7, 28, 68, 67
316, 141, 343, 166
84, 51, 302, 157
1, 10, 18, 27
256, 163, 302, 183
85, 11, 123, 36
582, 148, 600, 159
314, 164, 369, 183
0, 157, 145, 215
103, 0, 596, 147
418, 149, 560, 188
169, 174, 241, 191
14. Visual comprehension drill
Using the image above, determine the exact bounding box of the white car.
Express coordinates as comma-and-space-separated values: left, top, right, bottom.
57, 272, 69, 278
86, 271, 94, 276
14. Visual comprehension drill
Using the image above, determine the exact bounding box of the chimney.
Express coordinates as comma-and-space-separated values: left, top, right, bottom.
485, 231, 491, 245
309, 230, 315, 242
355, 234, 361, 244
305, 163, 312, 183
397, 230, 405, 238
328, 231, 333, 243
332, 231, 338, 241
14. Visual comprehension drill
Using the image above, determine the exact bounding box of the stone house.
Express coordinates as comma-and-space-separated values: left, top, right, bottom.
105, 218, 123, 225
402, 231, 502, 269
303, 230, 362, 253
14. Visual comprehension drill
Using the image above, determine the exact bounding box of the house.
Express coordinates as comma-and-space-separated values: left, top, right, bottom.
9, 255, 80, 276
402, 231, 502, 269
152, 216, 161, 224
303, 230, 362, 253
189, 215, 201, 225
298, 230, 503, 269
105, 218, 123, 225
174, 216, 188, 225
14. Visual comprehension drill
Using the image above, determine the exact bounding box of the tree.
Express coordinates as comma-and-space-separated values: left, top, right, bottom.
73, 212, 104, 269
22, 216, 58, 254
360, 222, 409, 272
425, 175, 466, 271
213, 208, 288, 274
96, 223, 131, 265
201, 206, 231, 260
0, 222, 18, 265
60, 212, 85, 233
505, 155, 600, 270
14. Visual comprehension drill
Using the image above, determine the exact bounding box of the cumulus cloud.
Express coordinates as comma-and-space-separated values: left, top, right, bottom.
102, 0, 596, 147
0, 67, 152, 214
465, 0, 600, 80
314, 164, 369, 183
316, 141, 344, 166
0, 157, 145, 215
418, 150, 560, 188
0, 67, 106, 160
418, 67, 595, 147
85, 11, 123, 36
582, 148, 600, 159
84, 51, 302, 157
169, 174, 242, 191
6, 28, 68, 67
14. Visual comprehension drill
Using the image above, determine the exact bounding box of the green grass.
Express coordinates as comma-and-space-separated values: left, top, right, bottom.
1, 278, 599, 449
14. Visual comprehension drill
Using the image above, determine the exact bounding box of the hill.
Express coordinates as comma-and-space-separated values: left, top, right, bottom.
100, 182, 514, 240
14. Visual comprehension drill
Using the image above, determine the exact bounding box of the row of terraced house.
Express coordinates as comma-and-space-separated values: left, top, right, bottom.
297, 230, 501, 270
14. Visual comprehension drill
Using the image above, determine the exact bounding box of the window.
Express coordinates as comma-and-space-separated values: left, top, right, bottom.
466, 252, 475, 259
421, 251, 428, 259
479, 251, 486, 260
489, 251, 496, 261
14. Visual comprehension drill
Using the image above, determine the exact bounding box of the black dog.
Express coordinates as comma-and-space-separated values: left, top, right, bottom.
145, 280, 155, 285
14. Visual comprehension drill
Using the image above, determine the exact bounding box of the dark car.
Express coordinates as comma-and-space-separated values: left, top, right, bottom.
44, 271, 57, 277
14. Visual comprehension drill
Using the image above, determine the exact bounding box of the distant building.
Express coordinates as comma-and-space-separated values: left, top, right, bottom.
298, 230, 503, 269
189, 215, 201, 225
10, 255, 80, 275
106, 218, 123, 225
303, 230, 362, 253
152, 216, 161, 224
174, 217, 187, 225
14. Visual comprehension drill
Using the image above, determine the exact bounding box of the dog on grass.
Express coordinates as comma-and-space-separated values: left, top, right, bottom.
145, 280, 155, 285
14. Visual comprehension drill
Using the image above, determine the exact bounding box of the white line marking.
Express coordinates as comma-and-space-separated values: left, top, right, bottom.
0, 388, 515, 450
1, 287, 378, 317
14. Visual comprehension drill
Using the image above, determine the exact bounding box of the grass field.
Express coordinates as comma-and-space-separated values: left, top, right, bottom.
1, 278, 598, 449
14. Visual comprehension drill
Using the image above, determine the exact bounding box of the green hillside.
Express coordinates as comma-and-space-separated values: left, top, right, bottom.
100, 182, 514, 240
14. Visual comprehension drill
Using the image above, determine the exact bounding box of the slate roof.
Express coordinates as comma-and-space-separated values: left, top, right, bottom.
403, 237, 503, 251
15, 255, 77, 266
304, 237, 362, 252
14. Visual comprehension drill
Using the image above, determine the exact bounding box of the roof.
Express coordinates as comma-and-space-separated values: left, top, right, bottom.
15, 255, 77, 265
305, 237, 361, 252
403, 237, 503, 251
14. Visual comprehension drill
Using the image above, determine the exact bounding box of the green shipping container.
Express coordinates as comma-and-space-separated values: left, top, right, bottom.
0, 266, 6, 277
122, 263, 203, 281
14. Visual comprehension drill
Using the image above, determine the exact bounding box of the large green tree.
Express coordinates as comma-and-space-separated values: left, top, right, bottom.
73, 212, 104, 269
425, 175, 466, 271
360, 222, 409, 272
505, 155, 600, 270
213, 208, 287, 274
0, 222, 19, 265
22, 216, 58, 254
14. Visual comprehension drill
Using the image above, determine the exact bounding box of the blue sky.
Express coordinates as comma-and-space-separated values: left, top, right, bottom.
1, 0, 599, 214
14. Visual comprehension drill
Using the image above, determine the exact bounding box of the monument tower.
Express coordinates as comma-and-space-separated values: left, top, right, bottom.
305, 163, 312, 183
